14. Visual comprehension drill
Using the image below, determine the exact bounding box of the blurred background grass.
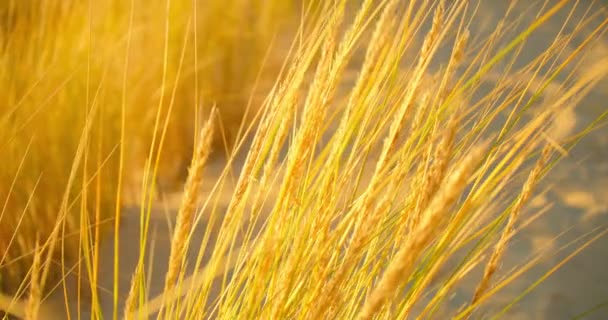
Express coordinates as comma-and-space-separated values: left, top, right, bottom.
0, 0, 294, 296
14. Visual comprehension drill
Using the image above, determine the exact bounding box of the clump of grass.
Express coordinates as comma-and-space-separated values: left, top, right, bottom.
0, 1, 121, 296
2, 0, 608, 319
0, 0, 291, 309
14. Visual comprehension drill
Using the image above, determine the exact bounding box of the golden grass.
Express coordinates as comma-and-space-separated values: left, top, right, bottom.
2, 0, 608, 319
470, 146, 552, 309
163, 108, 216, 295
1, 0, 289, 298
24, 240, 42, 320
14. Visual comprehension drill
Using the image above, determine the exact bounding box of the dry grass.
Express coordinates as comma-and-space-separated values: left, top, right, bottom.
1, 0, 608, 319
1, 0, 288, 299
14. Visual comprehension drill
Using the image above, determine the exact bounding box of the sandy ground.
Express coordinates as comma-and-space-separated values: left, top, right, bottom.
39, 1, 608, 319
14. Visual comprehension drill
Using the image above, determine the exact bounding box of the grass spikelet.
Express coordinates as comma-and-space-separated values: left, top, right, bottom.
358, 141, 489, 320
469, 146, 553, 310
411, 113, 459, 230
420, 0, 444, 62
122, 262, 143, 320
163, 108, 216, 295
24, 239, 42, 320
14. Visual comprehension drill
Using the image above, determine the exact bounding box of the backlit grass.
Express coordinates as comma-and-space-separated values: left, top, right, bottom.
1, 0, 607, 319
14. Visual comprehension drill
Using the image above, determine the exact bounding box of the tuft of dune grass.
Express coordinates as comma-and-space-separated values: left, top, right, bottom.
2, 0, 608, 319
0, 0, 292, 312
